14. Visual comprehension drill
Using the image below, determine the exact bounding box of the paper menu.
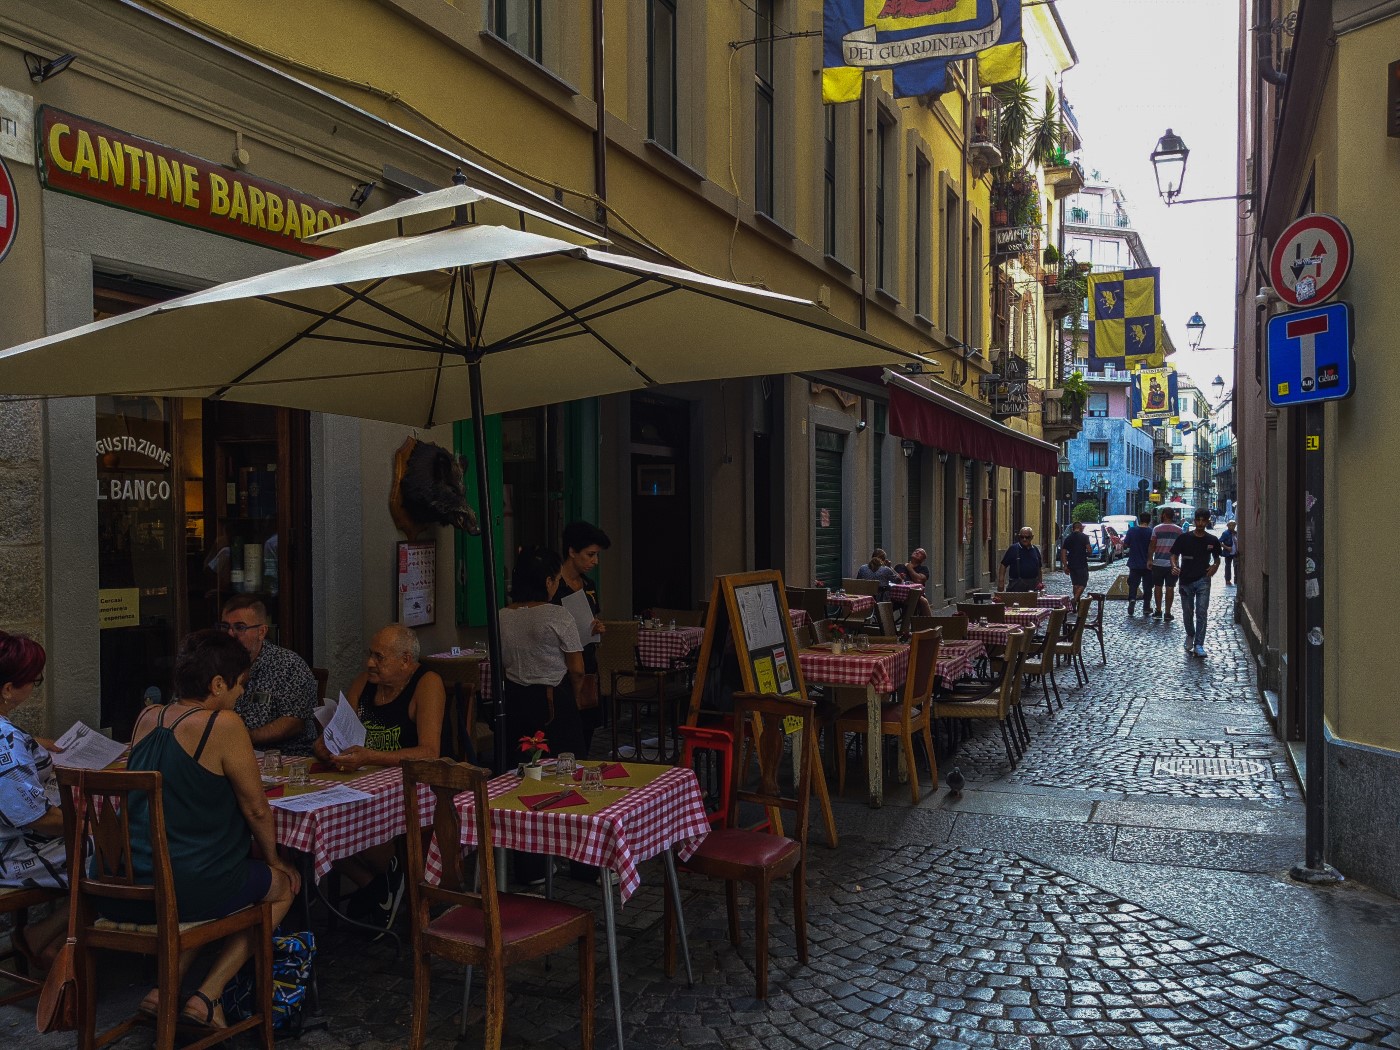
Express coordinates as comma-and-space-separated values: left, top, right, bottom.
268, 784, 373, 812
734, 583, 785, 650
50, 721, 128, 770
322, 694, 366, 755
561, 587, 600, 645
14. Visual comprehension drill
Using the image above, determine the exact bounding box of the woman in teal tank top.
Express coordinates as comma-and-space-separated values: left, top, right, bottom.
112, 631, 301, 1029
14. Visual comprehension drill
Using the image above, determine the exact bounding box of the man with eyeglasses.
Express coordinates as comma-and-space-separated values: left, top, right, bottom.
220, 595, 317, 754
998, 528, 1044, 592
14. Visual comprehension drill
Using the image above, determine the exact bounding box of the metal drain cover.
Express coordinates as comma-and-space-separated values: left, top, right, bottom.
1154, 757, 1268, 779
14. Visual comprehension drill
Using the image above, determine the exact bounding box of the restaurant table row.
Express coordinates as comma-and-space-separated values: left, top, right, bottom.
887, 581, 926, 606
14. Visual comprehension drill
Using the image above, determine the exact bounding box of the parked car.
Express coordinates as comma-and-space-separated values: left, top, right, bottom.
1101, 514, 1138, 537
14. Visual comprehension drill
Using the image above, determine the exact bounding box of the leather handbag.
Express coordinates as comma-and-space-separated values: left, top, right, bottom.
575, 673, 600, 711
35, 772, 85, 1033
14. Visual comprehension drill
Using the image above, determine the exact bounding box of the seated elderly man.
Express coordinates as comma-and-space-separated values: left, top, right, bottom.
221, 595, 318, 755
313, 624, 445, 929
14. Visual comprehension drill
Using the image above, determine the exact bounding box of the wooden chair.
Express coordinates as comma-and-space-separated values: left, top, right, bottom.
957, 602, 1005, 622
664, 692, 816, 999
55, 767, 275, 1050
603, 620, 689, 761
995, 592, 1039, 606
401, 759, 594, 1049
933, 629, 1029, 767
912, 614, 967, 641
650, 607, 704, 627
0, 886, 66, 1006
1054, 597, 1093, 687
834, 630, 940, 805
311, 666, 329, 700
422, 656, 483, 762
1021, 608, 1067, 714
811, 619, 836, 644
1082, 592, 1107, 663
874, 601, 898, 637
840, 578, 881, 599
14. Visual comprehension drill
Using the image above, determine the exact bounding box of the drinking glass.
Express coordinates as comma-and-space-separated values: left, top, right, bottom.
286, 758, 309, 786
261, 750, 282, 776
856, 634, 869, 652
555, 752, 577, 783
581, 767, 604, 793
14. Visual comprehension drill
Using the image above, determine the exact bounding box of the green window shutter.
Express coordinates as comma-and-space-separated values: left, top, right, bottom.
814, 430, 845, 587
564, 399, 601, 528
453, 417, 506, 627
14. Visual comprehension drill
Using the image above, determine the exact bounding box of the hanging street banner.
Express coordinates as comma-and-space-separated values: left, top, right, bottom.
36, 108, 355, 258
1130, 365, 1179, 428
1087, 267, 1165, 369
823, 0, 1024, 104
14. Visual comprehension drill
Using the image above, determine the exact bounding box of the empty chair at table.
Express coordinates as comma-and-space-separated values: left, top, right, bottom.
957, 602, 1005, 623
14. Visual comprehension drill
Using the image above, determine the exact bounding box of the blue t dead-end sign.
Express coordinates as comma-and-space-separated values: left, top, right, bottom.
1267, 302, 1354, 407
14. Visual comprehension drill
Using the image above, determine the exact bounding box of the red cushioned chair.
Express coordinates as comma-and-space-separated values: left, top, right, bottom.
663, 692, 817, 999
401, 759, 594, 1050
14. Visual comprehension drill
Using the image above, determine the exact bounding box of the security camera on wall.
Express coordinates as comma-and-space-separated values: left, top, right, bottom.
1255, 286, 1279, 308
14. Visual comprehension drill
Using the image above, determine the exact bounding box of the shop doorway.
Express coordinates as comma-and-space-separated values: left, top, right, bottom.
93, 275, 310, 738
630, 393, 692, 613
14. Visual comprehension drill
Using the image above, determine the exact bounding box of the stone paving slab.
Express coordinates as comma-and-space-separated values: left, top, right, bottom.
941, 789, 1096, 824
1111, 826, 1304, 875
1090, 799, 1304, 837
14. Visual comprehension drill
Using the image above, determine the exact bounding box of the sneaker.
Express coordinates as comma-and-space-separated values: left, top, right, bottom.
1164, 612, 1174, 622
368, 856, 406, 939
1152, 609, 1163, 620
1185, 641, 1195, 653
1193, 645, 1206, 658
1127, 603, 1135, 616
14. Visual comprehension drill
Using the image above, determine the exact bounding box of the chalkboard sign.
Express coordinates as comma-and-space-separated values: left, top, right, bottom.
685, 570, 837, 846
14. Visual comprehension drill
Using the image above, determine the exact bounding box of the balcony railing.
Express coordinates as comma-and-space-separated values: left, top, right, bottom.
1067, 207, 1132, 229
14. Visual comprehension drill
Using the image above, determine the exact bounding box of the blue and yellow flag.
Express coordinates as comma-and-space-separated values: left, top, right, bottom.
1087, 267, 1165, 369
822, 0, 1024, 104
1130, 365, 1179, 428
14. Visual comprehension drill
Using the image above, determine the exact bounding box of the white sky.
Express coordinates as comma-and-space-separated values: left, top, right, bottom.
1056, 0, 1240, 396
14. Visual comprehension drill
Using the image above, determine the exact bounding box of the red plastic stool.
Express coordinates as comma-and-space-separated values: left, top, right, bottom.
677, 724, 733, 829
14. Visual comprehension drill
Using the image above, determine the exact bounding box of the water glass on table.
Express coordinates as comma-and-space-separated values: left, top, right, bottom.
555, 752, 576, 783
261, 750, 282, 776
285, 758, 309, 786
580, 767, 604, 793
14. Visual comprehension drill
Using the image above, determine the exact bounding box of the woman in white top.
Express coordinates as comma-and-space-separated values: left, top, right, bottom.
500, 546, 586, 763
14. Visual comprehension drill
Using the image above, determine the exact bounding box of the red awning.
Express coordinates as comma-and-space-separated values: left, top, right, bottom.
885, 371, 1059, 476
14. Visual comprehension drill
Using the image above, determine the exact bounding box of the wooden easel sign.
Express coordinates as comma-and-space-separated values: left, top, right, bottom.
686, 570, 837, 847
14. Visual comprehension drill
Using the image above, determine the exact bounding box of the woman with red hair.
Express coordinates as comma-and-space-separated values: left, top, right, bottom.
0, 630, 69, 969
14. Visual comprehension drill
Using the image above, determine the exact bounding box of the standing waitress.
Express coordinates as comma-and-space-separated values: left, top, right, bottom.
553, 520, 610, 754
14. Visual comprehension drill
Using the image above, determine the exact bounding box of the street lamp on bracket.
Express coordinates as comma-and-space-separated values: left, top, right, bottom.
1150, 129, 1254, 207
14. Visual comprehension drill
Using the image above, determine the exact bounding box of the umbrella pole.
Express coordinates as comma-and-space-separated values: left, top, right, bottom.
466, 357, 510, 775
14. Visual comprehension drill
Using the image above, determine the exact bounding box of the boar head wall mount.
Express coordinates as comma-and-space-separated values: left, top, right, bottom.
390, 437, 482, 539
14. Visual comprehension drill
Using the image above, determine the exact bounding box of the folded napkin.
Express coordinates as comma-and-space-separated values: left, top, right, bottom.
264, 785, 286, 799
519, 789, 589, 812
574, 762, 628, 782
309, 761, 335, 774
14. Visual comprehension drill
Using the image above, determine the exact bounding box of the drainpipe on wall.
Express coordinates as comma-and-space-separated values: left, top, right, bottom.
1255, 0, 1289, 87
592, 0, 609, 232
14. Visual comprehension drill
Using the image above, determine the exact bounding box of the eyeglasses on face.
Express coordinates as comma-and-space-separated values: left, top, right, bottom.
218, 621, 265, 636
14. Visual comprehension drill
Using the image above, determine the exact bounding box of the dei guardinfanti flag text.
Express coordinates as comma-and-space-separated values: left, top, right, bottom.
823, 0, 1024, 104
1087, 267, 1166, 369
1130, 365, 1179, 429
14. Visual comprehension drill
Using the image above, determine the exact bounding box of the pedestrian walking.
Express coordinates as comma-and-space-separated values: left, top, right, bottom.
1171, 508, 1223, 657
1149, 508, 1183, 621
998, 527, 1043, 592
1124, 511, 1154, 616
1220, 519, 1238, 585
1060, 521, 1091, 602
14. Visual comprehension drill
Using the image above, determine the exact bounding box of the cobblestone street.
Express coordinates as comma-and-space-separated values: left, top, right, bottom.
5, 568, 1398, 1049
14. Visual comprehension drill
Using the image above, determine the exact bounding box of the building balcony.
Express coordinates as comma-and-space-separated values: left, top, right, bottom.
1040, 394, 1083, 443
1067, 207, 1132, 230
1043, 160, 1085, 200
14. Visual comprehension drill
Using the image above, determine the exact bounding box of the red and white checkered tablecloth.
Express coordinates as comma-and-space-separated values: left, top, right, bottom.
799, 646, 907, 694
967, 622, 1026, 647
935, 640, 984, 684
423, 766, 710, 903
1004, 607, 1051, 629
789, 609, 810, 628
636, 626, 705, 668
826, 593, 875, 618
274, 768, 434, 882
1036, 594, 1075, 611
887, 582, 925, 605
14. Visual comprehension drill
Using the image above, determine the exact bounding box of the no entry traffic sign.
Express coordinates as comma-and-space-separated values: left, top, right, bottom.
1268, 213, 1353, 307
1266, 302, 1354, 407
0, 156, 17, 264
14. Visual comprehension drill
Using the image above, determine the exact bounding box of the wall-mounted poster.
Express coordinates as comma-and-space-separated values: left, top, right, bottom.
397, 540, 436, 627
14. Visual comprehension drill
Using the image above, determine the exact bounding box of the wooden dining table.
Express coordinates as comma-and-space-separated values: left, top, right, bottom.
797, 641, 978, 807
422, 762, 711, 1050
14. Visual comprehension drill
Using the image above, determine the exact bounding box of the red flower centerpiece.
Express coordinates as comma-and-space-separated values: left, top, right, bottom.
518, 731, 550, 779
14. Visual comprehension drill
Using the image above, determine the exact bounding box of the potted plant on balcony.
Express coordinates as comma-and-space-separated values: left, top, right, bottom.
1061, 370, 1090, 423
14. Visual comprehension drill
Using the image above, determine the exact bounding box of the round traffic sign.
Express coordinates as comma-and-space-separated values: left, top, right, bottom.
1269, 213, 1353, 307
0, 156, 17, 264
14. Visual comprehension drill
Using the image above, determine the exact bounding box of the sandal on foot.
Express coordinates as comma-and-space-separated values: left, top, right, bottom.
137, 990, 160, 1019
180, 990, 226, 1030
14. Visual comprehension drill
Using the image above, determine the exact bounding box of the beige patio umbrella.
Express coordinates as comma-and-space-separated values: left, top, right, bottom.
0, 221, 930, 773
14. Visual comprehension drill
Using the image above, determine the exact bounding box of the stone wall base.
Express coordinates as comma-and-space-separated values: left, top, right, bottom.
1326, 732, 1400, 900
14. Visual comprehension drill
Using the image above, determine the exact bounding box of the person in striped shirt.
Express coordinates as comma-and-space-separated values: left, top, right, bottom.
1149, 508, 1184, 621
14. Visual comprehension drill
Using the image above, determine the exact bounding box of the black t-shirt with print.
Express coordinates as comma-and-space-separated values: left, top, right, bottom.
1170, 530, 1222, 585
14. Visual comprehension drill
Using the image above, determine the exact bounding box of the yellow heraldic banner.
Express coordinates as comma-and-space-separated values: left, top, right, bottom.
1087, 267, 1166, 369
1130, 365, 1180, 429
823, 0, 1024, 103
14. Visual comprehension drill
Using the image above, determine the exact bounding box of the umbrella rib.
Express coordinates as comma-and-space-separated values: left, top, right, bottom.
329, 284, 467, 348
211, 282, 395, 399
299, 333, 456, 352
496, 276, 655, 347
256, 293, 443, 350
473, 263, 499, 344
502, 261, 658, 384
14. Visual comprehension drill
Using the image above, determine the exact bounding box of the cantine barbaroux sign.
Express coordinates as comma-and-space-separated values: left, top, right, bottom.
37, 108, 355, 258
